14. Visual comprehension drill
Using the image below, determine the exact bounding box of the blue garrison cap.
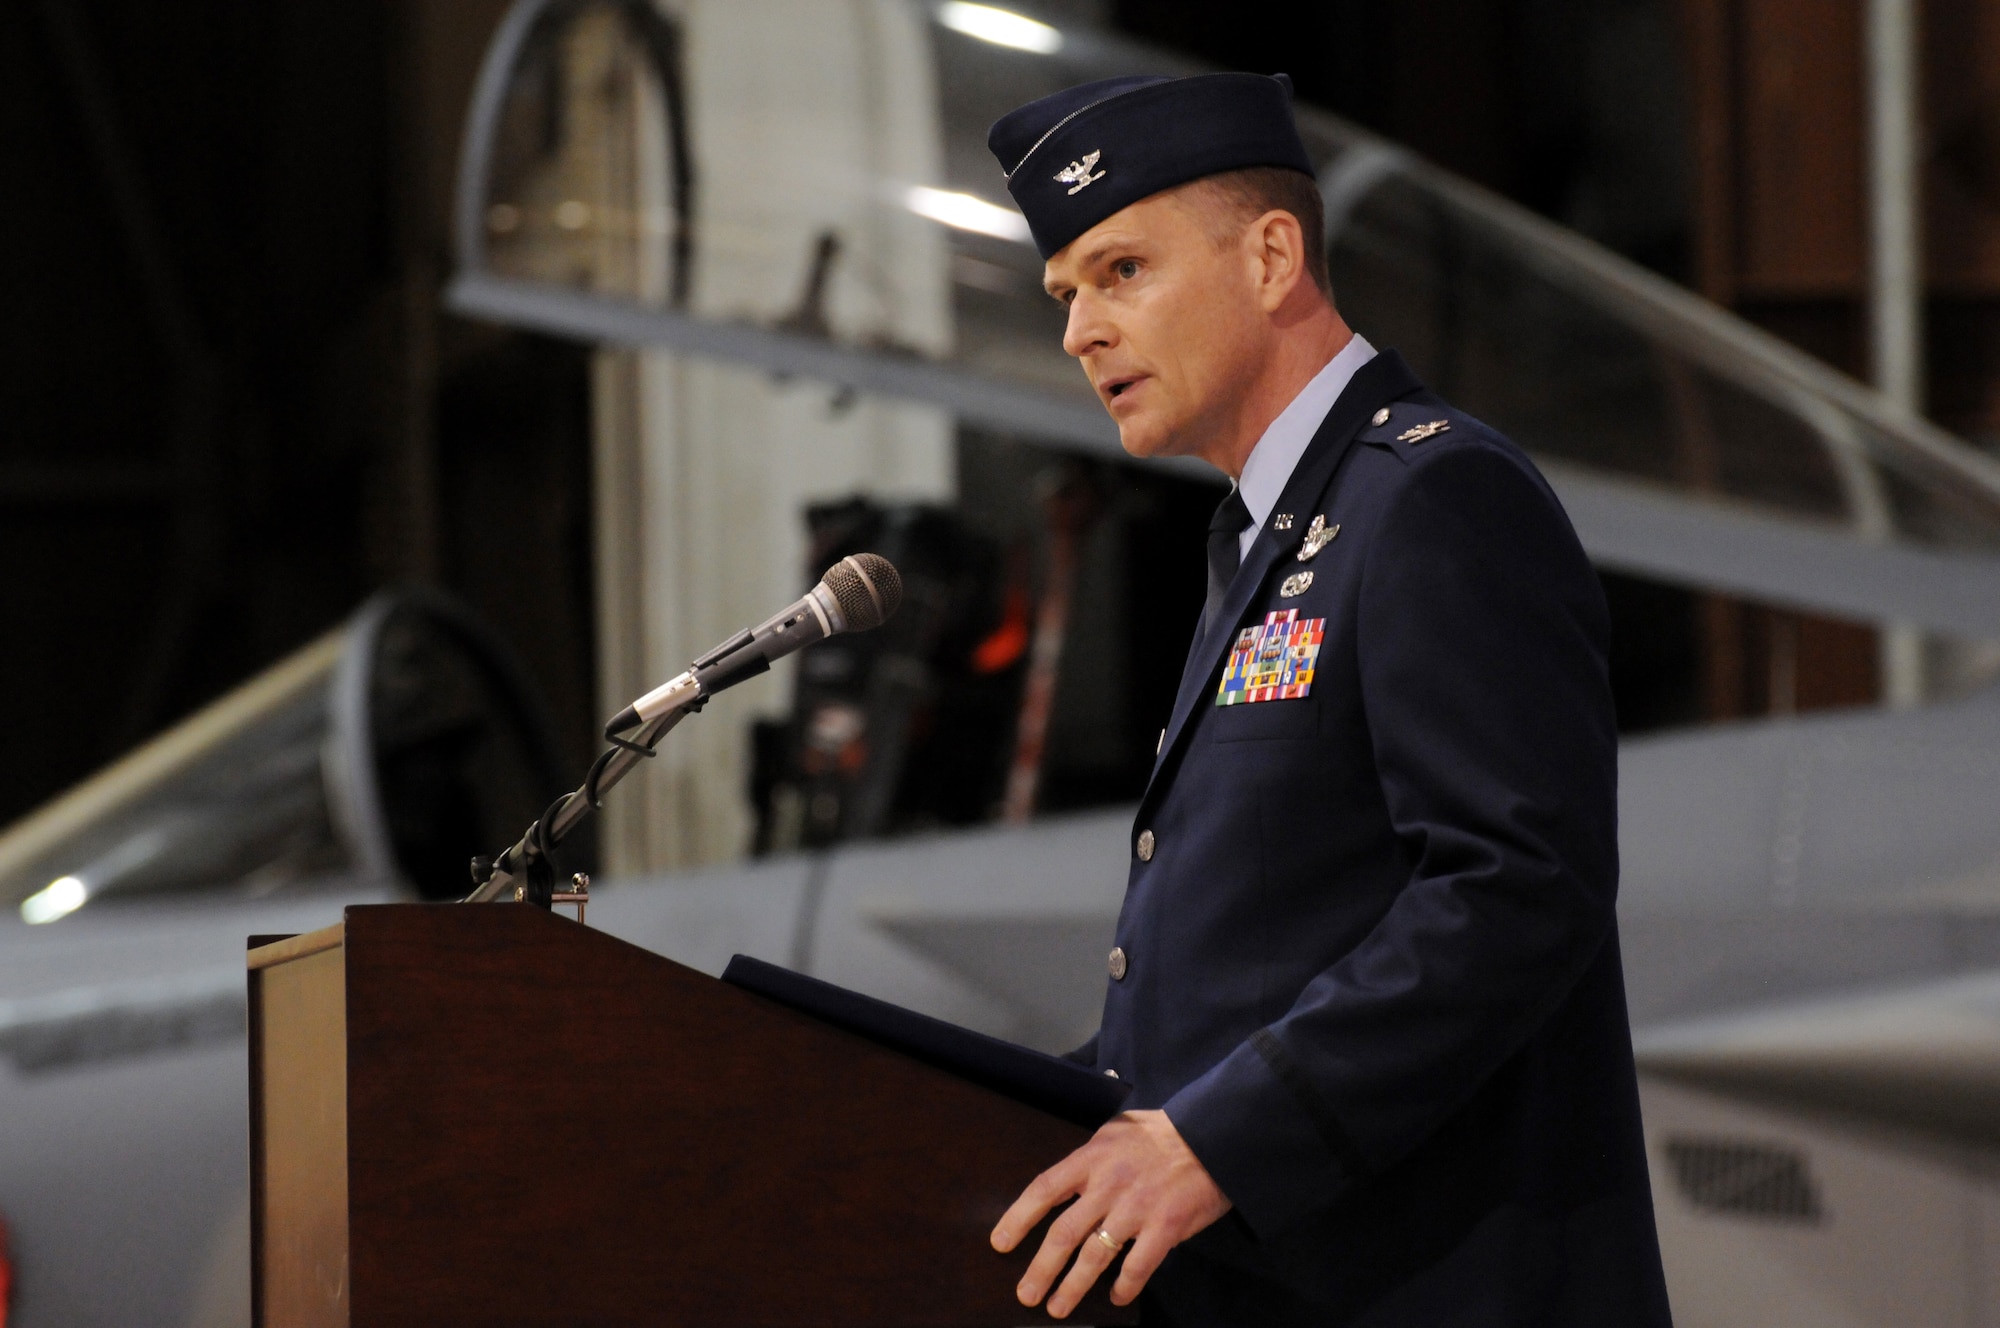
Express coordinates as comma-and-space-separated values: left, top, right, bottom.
988, 72, 1316, 259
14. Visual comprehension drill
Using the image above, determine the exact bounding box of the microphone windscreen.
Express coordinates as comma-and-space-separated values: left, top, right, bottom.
825, 553, 902, 630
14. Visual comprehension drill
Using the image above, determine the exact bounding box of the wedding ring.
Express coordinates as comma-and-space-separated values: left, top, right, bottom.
1094, 1228, 1122, 1252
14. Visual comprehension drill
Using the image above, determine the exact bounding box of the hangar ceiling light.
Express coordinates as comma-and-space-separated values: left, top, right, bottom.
936, 2, 1063, 55
904, 185, 1032, 243
20, 875, 86, 925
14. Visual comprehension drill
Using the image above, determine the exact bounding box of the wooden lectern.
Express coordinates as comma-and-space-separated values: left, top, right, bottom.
247, 903, 1136, 1326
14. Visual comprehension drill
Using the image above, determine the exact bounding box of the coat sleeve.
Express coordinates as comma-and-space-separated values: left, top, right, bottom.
1161, 440, 1621, 1237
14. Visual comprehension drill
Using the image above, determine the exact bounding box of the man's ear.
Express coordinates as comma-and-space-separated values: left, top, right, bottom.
1254, 209, 1309, 313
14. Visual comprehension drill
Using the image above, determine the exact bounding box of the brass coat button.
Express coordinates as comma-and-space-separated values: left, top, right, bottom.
1108, 946, 1128, 980
1136, 829, 1155, 861
1104, 1067, 1120, 1079
1371, 407, 1391, 426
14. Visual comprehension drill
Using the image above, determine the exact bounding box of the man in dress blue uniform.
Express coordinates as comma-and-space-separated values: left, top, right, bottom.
983, 74, 1673, 1325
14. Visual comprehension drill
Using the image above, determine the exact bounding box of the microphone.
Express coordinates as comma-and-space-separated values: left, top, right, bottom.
606, 553, 903, 734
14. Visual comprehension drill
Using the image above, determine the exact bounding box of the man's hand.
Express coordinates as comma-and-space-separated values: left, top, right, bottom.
989, 1108, 1231, 1318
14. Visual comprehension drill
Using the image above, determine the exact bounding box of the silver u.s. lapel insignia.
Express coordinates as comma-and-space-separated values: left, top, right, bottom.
1295, 515, 1339, 561
1055, 150, 1106, 195
1280, 570, 1314, 597
1397, 419, 1451, 443
1273, 513, 1295, 531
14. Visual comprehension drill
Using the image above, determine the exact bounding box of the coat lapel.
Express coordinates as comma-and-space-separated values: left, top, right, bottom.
1143, 351, 1424, 801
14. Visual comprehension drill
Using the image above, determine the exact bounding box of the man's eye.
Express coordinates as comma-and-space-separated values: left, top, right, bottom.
1115, 260, 1140, 279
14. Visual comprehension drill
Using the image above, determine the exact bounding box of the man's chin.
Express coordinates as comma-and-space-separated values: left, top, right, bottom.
1114, 417, 1181, 461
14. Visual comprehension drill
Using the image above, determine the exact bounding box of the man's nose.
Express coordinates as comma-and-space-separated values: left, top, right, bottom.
1062, 292, 1114, 359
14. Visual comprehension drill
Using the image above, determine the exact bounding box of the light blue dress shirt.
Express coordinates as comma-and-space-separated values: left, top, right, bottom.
1234, 333, 1377, 561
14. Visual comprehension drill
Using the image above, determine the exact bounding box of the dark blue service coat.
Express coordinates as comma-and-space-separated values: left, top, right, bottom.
1087, 351, 1672, 1326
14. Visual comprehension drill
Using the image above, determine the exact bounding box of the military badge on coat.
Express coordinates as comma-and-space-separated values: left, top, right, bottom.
1216, 609, 1323, 705
1295, 514, 1338, 560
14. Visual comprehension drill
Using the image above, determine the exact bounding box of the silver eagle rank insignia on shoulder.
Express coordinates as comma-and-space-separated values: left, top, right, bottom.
1396, 419, 1451, 444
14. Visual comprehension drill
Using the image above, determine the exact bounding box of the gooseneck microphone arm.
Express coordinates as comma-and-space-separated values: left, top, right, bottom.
462, 554, 902, 906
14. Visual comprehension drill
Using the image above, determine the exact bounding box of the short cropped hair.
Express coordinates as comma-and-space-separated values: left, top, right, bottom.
1182, 166, 1332, 301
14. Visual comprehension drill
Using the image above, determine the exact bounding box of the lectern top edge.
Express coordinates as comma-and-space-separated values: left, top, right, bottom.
248, 921, 345, 970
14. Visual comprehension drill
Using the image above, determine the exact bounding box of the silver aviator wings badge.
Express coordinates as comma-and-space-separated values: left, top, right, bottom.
1296, 515, 1340, 561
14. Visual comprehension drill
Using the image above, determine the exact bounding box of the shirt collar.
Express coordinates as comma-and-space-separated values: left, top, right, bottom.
1234, 333, 1377, 558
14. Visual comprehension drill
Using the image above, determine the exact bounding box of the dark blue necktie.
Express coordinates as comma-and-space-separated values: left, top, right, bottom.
1204, 486, 1253, 633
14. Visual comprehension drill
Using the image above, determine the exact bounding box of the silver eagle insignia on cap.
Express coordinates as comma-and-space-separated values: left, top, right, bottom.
1056, 150, 1106, 195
